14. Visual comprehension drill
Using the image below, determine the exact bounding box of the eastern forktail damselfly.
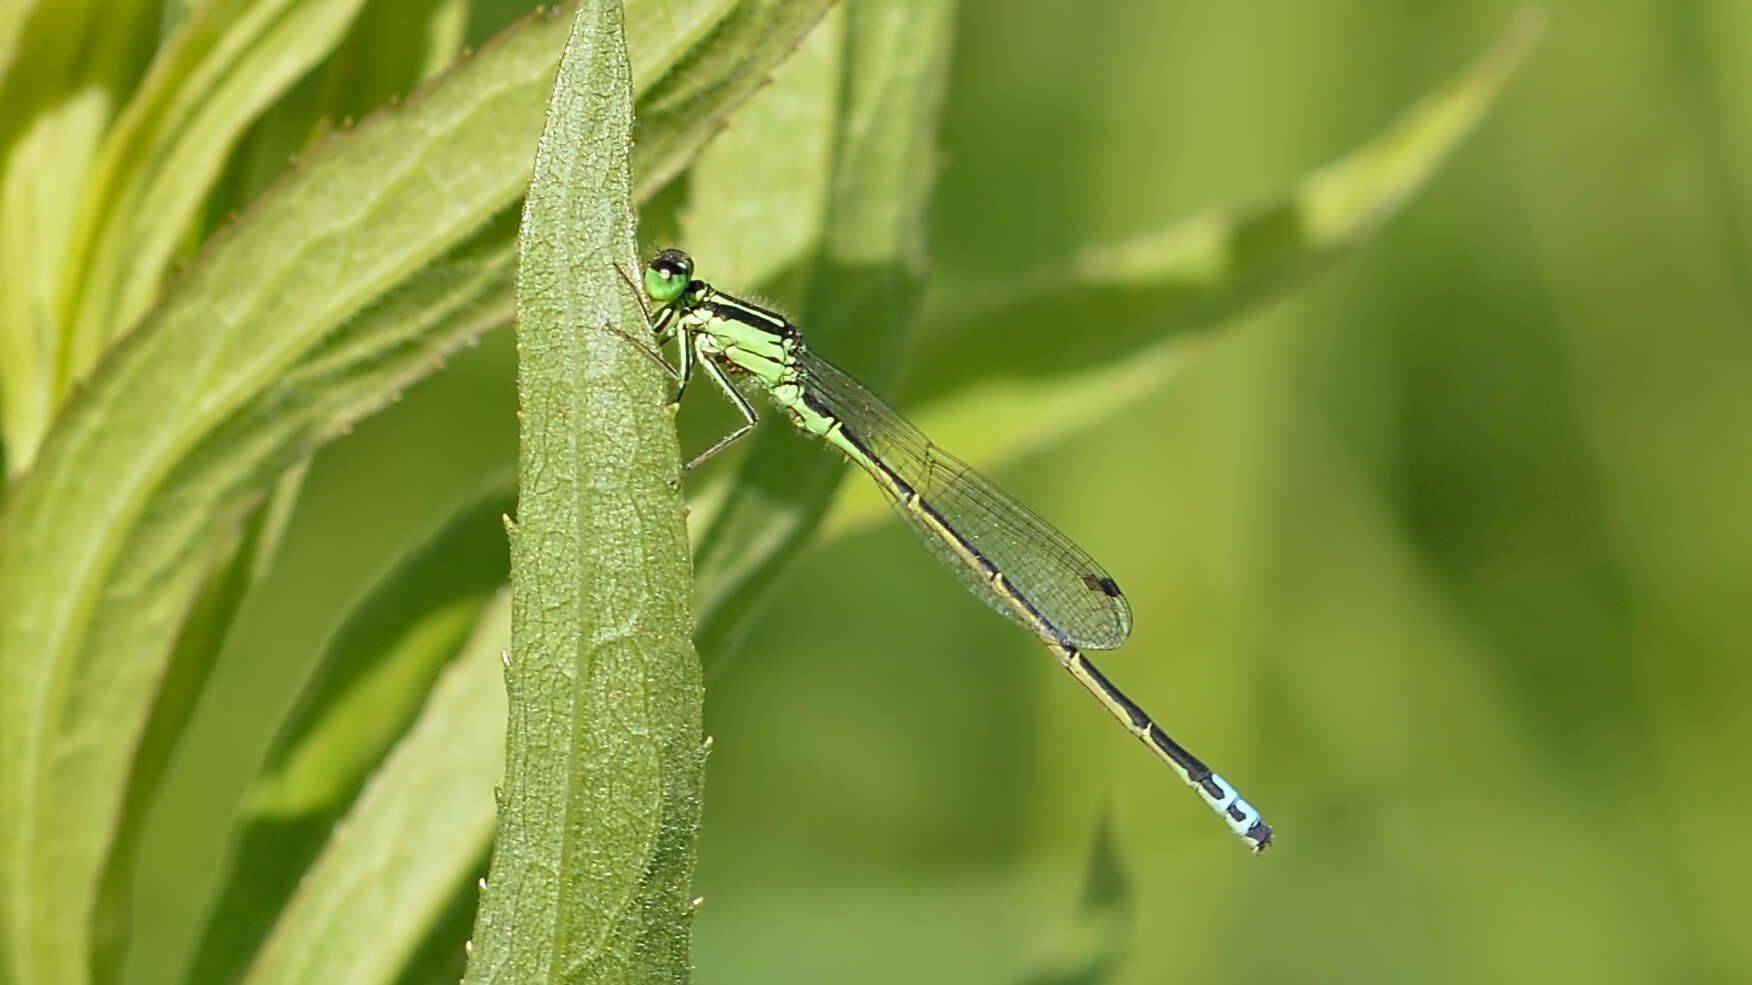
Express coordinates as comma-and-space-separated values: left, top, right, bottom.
635, 249, 1272, 853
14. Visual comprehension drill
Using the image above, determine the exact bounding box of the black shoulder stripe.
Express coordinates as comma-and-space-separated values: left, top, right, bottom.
801, 391, 833, 418
841, 428, 916, 498
705, 297, 796, 339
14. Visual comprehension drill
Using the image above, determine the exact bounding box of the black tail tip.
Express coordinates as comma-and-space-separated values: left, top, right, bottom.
1248, 822, 1274, 853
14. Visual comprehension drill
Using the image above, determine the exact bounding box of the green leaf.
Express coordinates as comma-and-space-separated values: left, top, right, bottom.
690, 0, 957, 667
122, 339, 520, 985
183, 483, 512, 985
59, 0, 374, 423
682, 5, 844, 322
387, 850, 491, 985
0, 90, 108, 481
88, 467, 305, 985
239, 591, 513, 985
0, 6, 847, 983
1013, 814, 1134, 985
631, 0, 838, 204
0, 1, 35, 84
327, 0, 470, 106
907, 11, 1545, 407
461, 1, 702, 981
0, 1, 831, 979
0, 198, 520, 985
0, 0, 160, 479
823, 10, 1545, 542
197, 0, 469, 235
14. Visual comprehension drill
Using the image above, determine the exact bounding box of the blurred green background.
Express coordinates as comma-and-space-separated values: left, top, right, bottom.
127, 1, 1751, 983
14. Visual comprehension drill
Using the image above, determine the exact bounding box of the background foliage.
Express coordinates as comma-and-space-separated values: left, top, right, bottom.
1, 1, 1748, 984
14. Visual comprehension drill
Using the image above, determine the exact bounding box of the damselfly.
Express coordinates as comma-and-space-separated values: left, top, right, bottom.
633, 249, 1272, 852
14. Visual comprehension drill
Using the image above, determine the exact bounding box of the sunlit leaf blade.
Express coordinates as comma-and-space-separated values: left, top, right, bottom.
903, 10, 1545, 408
0, 0, 159, 478
462, 1, 702, 981
184, 485, 512, 985
61, 0, 373, 417
691, 0, 957, 666
0, 94, 110, 480
197, 0, 469, 236
0, 0, 831, 979
240, 591, 512, 985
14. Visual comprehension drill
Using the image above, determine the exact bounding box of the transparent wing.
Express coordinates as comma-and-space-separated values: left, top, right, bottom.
799, 350, 1133, 650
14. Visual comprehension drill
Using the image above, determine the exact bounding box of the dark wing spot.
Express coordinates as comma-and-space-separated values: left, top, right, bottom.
1083, 574, 1123, 598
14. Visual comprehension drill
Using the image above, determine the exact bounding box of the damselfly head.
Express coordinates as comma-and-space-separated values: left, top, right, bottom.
645, 249, 695, 304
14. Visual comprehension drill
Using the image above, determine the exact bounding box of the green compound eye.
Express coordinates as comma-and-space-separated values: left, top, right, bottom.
643, 249, 694, 303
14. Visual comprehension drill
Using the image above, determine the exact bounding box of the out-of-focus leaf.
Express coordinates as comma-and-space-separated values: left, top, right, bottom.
240, 591, 512, 985
0, 90, 111, 480
0, 1, 36, 84
822, 10, 1544, 541
124, 336, 518, 985
199, 0, 470, 232
462, 1, 702, 981
672, 3, 842, 295
1676, 1, 1752, 314
632, 0, 838, 201
387, 850, 490, 985
183, 482, 512, 985
903, 10, 1545, 408
60, 0, 373, 415
88, 465, 306, 985
158, 0, 194, 40
327, 0, 469, 106
1014, 814, 1134, 985
691, 0, 957, 667
820, 330, 1193, 544
0, 0, 832, 980
0, 0, 159, 477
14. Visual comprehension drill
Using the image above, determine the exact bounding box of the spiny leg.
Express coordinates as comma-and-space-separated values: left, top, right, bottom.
607, 260, 688, 401
598, 318, 692, 489
613, 261, 653, 323
683, 348, 758, 472
602, 320, 682, 385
